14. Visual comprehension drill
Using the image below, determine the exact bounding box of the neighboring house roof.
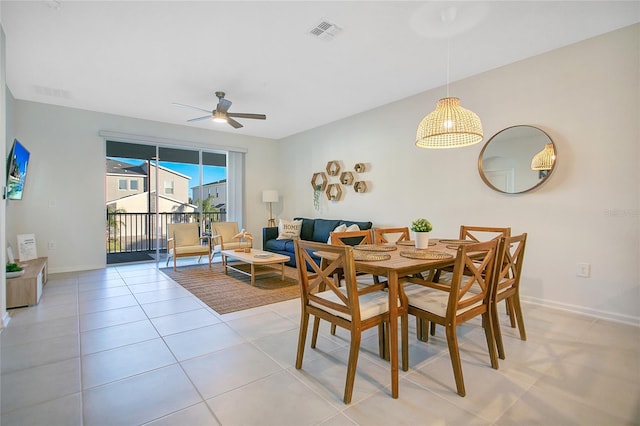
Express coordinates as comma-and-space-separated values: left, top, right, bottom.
106, 158, 192, 180
140, 162, 192, 180
106, 158, 146, 176
191, 178, 227, 191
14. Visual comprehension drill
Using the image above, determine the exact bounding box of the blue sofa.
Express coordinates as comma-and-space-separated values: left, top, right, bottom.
262, 217, 373, 268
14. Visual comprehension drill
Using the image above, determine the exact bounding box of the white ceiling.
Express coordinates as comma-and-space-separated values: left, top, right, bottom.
1, 1, 638, 140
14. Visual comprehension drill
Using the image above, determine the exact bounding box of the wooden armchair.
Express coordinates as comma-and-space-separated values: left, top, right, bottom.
166, 223, 212, 271
210, 222, 253, 263
293, 239, 407, 404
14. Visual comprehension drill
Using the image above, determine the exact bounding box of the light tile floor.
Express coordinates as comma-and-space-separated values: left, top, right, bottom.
1, 260, 639, 425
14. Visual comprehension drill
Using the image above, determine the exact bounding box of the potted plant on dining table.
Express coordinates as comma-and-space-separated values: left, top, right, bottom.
411, 218, 433, 249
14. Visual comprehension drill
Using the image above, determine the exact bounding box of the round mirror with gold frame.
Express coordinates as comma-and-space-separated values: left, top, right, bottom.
478, 125, 557, 194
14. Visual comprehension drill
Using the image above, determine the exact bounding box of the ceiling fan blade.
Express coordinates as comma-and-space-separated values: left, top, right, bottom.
227, 117, 243, 128
217, 98, 232, 113
187, 115, 212, 122
172, 102, 212, 114
227, 113, 267, 120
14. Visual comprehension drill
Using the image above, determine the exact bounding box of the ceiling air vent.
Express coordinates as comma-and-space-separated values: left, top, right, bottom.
34, 85, 72, 99
309, 20, 342, 41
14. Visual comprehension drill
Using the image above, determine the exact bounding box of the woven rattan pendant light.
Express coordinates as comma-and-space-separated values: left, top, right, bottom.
416, 97, 483, 148
415, 8, 483, 149
530, 143, 556, 170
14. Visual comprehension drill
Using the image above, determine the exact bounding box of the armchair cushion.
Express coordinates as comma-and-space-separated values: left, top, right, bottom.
174, 228, 200, 247
173, 245, 211, 256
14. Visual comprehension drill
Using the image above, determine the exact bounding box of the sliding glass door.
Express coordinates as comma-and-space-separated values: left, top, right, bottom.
105, 140, 232, 265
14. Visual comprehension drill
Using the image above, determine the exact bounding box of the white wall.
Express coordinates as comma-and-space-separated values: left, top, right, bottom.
5, 102, 279, 273
277, 24, 640, 324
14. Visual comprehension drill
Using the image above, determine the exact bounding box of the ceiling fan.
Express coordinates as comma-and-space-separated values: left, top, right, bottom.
173, 91, 266, 129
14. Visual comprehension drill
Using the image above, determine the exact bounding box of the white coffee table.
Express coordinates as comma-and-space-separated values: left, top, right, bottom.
221, 249, 291, 286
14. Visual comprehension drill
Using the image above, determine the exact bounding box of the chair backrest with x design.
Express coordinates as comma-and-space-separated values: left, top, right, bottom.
459, 225, 511, 242
374, 227, 411, 245
330, 229, 374, 247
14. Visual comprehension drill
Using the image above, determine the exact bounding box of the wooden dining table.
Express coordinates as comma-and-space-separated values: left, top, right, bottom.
336, 239, 465, 399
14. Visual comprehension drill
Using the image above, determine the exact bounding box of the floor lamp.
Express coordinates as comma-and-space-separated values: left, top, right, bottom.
262, 190, 279, 227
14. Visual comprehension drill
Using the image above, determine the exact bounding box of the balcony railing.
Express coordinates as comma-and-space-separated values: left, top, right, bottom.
106, 211, 226, 254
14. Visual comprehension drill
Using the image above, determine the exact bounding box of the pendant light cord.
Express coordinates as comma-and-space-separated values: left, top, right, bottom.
446, 38, 451, 98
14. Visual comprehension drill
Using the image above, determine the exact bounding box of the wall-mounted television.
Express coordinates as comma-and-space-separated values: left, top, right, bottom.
6, 139, 30, 200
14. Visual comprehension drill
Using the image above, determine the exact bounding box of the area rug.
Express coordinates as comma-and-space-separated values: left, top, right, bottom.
160, 262, 300, 314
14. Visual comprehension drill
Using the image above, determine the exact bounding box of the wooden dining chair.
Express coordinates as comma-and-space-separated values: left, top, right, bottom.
459, 225, 511, 242
331, 229, 384, 282
491, 233, 528, 359
460, 226, 516, 317
293, 239, 407, 404
330, 229, 374, 246
402, 239, 500, 397
373, 227, 411, 245
329, 229, 381, 333
436, 226, 510, 280
430, 225, 511, 336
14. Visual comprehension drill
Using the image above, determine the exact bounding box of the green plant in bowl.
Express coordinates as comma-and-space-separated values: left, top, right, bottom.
6, 263, 23, 273
410, 218, 433, 233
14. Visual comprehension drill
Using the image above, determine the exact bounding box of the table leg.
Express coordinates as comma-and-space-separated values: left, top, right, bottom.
223, 255, 228, 275
388, 271, 399, 399
251, 264, 255, 286
281, 262, 285, 281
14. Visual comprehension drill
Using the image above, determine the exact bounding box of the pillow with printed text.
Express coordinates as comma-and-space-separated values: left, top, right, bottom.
277, 219, 303, 240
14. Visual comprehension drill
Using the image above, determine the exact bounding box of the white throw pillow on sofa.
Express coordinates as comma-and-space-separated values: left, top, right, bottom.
277, 219, 302, 240
327, 224, 347, 243
327, 223, 360, 243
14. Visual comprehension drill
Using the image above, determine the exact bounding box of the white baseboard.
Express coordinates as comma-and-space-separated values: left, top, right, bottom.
47, 263, 107, 274
521, 296, 640, 327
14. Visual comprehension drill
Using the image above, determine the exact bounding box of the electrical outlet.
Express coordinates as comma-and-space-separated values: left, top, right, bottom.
576, 262, 591, 278
48, 241, 57, 250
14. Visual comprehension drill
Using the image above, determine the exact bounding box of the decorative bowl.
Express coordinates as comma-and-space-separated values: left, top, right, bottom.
6, 270, 25, 279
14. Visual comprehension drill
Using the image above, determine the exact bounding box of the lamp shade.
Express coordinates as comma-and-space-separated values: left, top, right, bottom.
262, 190, 279, 203
531, 143, 556, 170
416, 97, 483, 149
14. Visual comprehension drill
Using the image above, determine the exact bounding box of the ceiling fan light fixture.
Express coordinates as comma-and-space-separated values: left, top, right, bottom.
415, 97, 483, 149
212, 111, 227, 123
